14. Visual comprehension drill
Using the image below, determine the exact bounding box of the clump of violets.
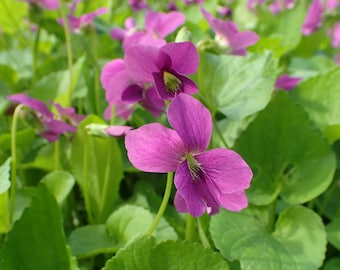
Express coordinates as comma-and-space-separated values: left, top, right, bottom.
124, 41, 199, 100
200, 8, 259, 56
125, 93, 253, 217
275, 74, 302, 91
110, 10, 185, 51
7, 94, 84, 142
269, 0, 296, 14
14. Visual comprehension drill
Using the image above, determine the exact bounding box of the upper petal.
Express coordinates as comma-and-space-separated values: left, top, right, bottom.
160, 42, 199, 74
125, 123, 185, 173
168, 94, 212, 153
124, 45, 161, 82
100, 59, 125, 90
145, 10, 185, 38
195, 148, 253, 194
217, 191, 249, 212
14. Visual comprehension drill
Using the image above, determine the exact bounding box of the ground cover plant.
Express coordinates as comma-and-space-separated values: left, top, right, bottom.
1, 0, 340, 269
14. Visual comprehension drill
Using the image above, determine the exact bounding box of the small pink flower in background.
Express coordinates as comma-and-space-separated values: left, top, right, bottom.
7, 94, 83, 142
128, 0, 148, 12
201, 8, 259, 56
327, 0, 340, 11
301, 0, 323, 36
247, 0, 266, 12
329, 22, 340, 48
125, 93, 253, 217
124, 42, 199, 99
183, 0, 205, 4
100, 58, 165, 119
269, 0, 296, 14
22, 0, 59, 10
110, 10, 185, 50
57, 0, 107, 33
275, 74, 302, 91
334, 54, 340, 65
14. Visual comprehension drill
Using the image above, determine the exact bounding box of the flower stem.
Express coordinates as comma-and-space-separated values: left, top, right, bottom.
147, 172, 173, 236
59, 1, 74, 106
54, 140, 60, 170
10, 104, 24, 225
185, 214, 196, 241
83, 131, 94, 224
197, 218, 211, 249
212, 117, 229, 148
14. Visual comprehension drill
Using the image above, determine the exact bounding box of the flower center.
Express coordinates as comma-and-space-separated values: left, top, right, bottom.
185, 153, 202, 182
163, 71, 182, 93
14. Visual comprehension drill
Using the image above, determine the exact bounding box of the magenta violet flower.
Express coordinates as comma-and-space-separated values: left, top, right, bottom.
124, 42, 199, 100
275, 74, 302, 91
22, 0, 59, 10
111, 10, 185, 51
301, 0, 323, 36
125, 93, 253, 217
269, 0, 296, 14
329, 22, 340, 48
57, 0, 107, 33
128, 0, 149, 12
100, 58, 165, 119
201, 8, 259, 56
7, 94, 78, 142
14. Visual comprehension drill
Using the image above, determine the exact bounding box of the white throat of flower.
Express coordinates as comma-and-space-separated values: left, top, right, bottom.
185, 153, 202, 182
163, 71, 182, 93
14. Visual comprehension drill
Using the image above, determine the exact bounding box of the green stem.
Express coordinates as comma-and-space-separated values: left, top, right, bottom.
83, 131, 94, 224
59, 1, 74, 106
212, 117, 229, 149
10, 104, 24, 225
267, 201, 276, 233
197, 218, 211, 249
54, 140, 60, 170
318, 180, 338, 216
185, 214, 196, 241
32, 20, 41, 82
147, 172, 173, 236
91, 28, 101, 115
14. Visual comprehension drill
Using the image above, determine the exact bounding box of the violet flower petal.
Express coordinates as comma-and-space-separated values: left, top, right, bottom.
100, 59, 125, 90
174, 161, 208, 217
160, 42, 199, 74
218, 191, 249, 212
125, 45, 161, 82
7, 94, 53, 118
195, 148, 253, 194
275, 74, 302, 90
140, 86, 165, 117
105, 126, 133, 136
301, 0, 323, 36
121, 85, 144, 102
125, 123, 185, 172
168, 94, 212, 153
145, 10, 185, 38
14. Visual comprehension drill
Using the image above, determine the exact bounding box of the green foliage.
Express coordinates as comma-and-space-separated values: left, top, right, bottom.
198, 51, 276, 119
103, 236, 229, 270
71, 115, 123, 223
0, 185, 71, 269
234, 91, 336, 205
210, 205, 326, 270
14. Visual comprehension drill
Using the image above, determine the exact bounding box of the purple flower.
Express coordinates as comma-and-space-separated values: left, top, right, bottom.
125, 42, 199, 100
329, 22, 340, 48
100, 58, 165, 119
22, 0, 59, 10
269, 0, 296, 14
128, 0, 148, 11
247, 0, 266, 11
110, 10, 185, 51
301, 0, 323, 36
125, 93, 253, 217
57, 1, 107, 33
275, 74, 302, 91
7, 94, 78, 142
201, 8, 259, 56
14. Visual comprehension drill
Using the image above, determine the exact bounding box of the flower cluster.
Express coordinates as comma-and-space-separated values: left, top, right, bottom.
100, 6, 255, 216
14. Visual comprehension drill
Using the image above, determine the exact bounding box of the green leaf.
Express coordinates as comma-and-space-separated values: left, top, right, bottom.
71, 115, 123, 223
255, 1, 307, 52
30, 55, 85, 107
0, 0, 27, 34
198, 51, 276, 120
323, 258, 340, 270
291, 67, 340, 133
106, 205, 177, 244
103, 236, 229, 270
68, 225, 117, 258
1, 185, 71, 270
326, 217, 340, 251
210, 205, 326, 270
234, 91, 336, 205
0, 157, 11, 194
41, 170, 75, 204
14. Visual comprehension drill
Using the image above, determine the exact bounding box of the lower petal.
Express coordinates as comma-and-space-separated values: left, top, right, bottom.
218, 191, 248, 212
